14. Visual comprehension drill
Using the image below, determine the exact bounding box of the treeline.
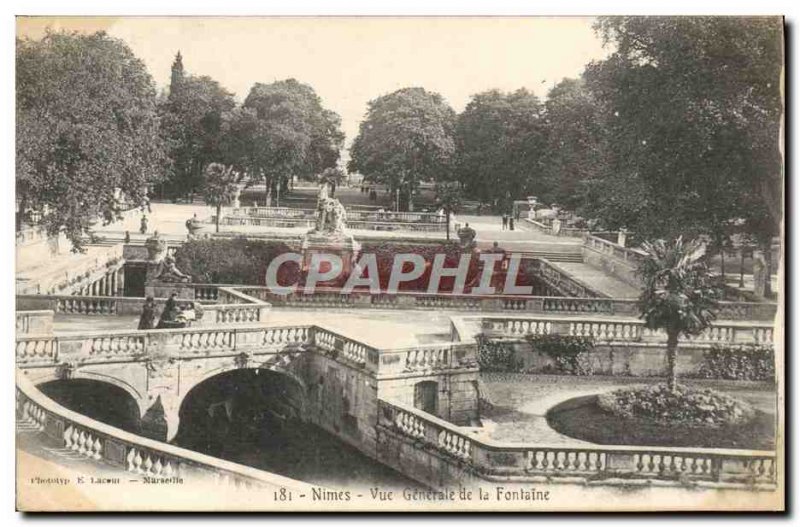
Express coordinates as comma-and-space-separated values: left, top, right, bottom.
348, 17, 783, 269
16, 35, 344, 247
17, 17, 783, 264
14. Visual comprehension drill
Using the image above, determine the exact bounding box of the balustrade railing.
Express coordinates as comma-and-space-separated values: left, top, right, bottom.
16, 374, 314, 491
534, 258, 607, 298
16, 310, 54, 335
236, 286, 774, 320
16, 336, 57, 365
377, 342, 478, 375
481, 315, 775, 345
584, 234, 646, 267
378, 399, 777, 486
345, 209, 447, 224
313, 326, 376, 368
14, 322, 482, 379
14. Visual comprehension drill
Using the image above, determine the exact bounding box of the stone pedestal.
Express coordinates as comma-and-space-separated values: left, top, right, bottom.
300, 233, 361, 280
617, 228, 628, 248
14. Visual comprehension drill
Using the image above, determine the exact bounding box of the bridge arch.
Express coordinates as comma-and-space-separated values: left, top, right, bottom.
35, 377, 144, 434
173, 366, 309, 453
27, 370, 148, 418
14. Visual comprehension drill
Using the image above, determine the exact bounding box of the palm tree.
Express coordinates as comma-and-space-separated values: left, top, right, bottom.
638, 237, 721, 391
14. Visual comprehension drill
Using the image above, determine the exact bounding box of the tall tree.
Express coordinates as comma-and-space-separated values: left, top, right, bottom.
16, 30, 167, 249
540, 79, 611, 211
455, 89, 547, 212
237, 79, 344, 205
349, 87, 456, 211
581, 17, 783, 252
160, 53, 236, 200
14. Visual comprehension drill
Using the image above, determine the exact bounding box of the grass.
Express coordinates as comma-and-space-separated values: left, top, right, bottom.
546, 395, 775, 450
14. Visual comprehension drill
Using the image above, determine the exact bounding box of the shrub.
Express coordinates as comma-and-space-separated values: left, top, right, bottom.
173, 237, 298, 286
597, 384, 756, 427
526, 334, 595, 375
476, 335, 523, 373
696, 344, 775, 382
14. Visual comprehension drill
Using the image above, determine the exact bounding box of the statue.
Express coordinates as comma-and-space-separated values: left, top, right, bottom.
145, 231, 167, 261
311, 180, 347, 236
457, 222, 477, 251
155, 254, 191, 283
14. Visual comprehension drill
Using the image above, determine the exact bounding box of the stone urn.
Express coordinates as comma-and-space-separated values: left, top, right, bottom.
186, 219, 205, 237
145, 232, 167, 262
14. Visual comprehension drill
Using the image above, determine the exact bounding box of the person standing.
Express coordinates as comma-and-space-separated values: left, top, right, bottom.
140, 215, 148, 234
509, 216, 515, 231
157, 293, 180, 328
138, 296, 157, 330
502, 214, 508, 231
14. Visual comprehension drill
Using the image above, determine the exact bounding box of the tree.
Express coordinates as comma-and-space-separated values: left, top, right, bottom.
159, 53, 236, 200
455, 89, 547, 212
637, 237, 721, 391
16, 30, 167, 249
236, 79, 344, 206
581, 17, 783, 250
434, 182, 463, 241
349, 87, 456, 211
201, 163, 240, 232
540, 79, 611, 210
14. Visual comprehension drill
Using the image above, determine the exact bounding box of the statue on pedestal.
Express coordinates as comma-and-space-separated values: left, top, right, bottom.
457, 223, 477, 251
309, 180, 348, 237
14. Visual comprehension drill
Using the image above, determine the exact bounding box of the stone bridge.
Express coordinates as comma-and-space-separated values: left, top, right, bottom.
17, 321, 481, 446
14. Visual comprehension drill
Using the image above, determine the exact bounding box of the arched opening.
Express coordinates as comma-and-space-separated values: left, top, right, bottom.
174, 369, 306, 458
38, 379, 142, 434
174, 368, 419, 488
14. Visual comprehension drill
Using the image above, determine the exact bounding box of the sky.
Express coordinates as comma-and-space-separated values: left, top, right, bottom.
17, 16, 610, 159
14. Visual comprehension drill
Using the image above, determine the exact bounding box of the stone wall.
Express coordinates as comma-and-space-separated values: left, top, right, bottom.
511, 340, 732, 377
301, 352, 380, 453
377, 370, 480, 426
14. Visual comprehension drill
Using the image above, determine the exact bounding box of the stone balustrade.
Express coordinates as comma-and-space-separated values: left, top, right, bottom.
16, 310, 54, 335
523, 219, 588, 239
345, 220, 448, 233
378, 398, 777, 487
534, 258, 607, 298
346, 209, 447, 224
16, 336, 57, 365
376, 342, 478, 376
238, 286, 775, 321
16, 374, 314, 491
584, 234, 646, 267
481, 315, 775, 345
218, 215, 317, 229
312, 326, 378, 369
232, 206, 315, 219
18, 324, 482, 377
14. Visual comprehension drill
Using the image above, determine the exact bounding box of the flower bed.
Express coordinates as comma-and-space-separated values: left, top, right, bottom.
597, 384, 756, 427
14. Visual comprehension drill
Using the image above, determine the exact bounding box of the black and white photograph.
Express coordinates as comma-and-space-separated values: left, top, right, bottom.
11, 14, 785, 512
